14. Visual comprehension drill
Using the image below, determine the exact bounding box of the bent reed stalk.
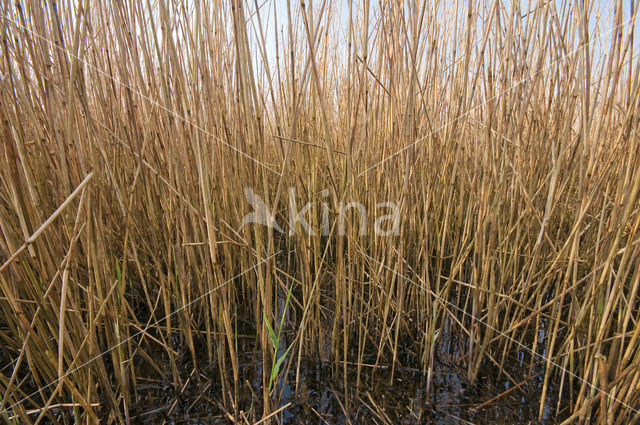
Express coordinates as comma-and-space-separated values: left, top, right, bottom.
1, 0, 639, 423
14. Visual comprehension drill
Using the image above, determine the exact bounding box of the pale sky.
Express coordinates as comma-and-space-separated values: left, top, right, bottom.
244, 0, 638, 77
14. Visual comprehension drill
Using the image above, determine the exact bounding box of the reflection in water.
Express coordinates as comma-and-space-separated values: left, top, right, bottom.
130, 317, 567, 424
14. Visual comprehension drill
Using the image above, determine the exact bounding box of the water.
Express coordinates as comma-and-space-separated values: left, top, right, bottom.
128, 323, 568, 424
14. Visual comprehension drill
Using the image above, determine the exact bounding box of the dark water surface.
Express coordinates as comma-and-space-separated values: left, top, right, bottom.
129, 322, 569, 424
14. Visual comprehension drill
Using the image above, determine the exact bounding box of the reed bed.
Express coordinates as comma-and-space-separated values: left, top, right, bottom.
1, 0, 639, 423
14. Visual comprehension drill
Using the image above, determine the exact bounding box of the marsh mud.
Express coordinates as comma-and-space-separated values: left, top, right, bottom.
127, 321, 570, 424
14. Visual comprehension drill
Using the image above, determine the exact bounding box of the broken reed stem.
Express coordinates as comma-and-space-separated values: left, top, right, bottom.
0, 173, 93, 274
